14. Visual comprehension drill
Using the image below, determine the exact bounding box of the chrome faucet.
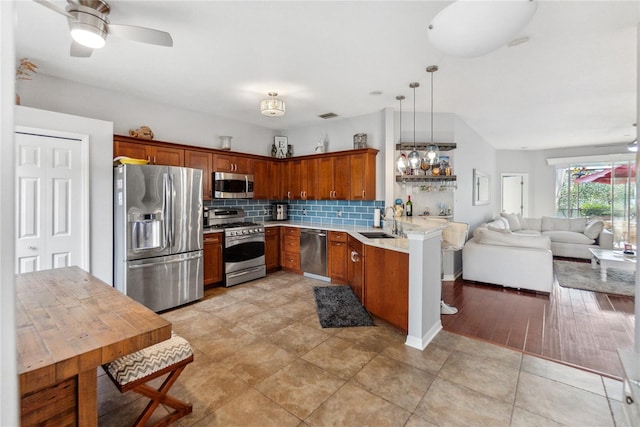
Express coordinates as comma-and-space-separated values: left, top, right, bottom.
384, 206, 398, 235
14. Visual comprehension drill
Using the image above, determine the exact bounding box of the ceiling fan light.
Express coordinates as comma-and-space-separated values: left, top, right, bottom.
427, 0, 538, 58
70, 23, 106, 48
628, 140, 638, 152
260, 92, 286, 117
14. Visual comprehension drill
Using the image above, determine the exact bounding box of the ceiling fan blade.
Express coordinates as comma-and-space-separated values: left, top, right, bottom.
33, 0, 75, 19
108, 24, 173, 47
70, 41, 94, 57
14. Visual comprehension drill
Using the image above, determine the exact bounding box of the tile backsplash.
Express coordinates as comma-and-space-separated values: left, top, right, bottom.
205, 199, 385, 227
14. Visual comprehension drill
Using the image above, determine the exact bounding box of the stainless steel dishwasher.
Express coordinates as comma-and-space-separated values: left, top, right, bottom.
300, 229, 328, 279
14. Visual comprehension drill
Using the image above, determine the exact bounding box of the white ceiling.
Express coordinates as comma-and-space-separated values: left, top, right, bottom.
14, 0, 639, 150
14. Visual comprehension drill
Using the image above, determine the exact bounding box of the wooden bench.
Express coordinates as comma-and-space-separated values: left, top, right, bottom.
103, 333, 194, 427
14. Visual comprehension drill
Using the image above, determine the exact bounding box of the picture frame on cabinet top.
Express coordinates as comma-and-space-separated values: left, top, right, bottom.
275, 136, 288, 158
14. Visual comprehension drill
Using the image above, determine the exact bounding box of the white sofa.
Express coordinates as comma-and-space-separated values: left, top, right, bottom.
462, 214, 614, 293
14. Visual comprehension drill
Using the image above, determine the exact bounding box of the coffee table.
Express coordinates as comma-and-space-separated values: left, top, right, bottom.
588, 248, 636, 282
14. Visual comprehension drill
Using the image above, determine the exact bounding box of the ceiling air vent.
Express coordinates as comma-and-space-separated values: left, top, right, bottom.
318, 112, 338, 119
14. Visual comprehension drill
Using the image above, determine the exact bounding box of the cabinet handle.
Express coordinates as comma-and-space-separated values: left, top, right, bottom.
362, 190, 365, 199
627, 396, 635, 405
154, 156, 157, 164
146, 155, 151, 163
350, 250, 359, 262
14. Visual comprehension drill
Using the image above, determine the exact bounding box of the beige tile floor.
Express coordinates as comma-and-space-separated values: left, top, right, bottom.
98, 271, 625, 427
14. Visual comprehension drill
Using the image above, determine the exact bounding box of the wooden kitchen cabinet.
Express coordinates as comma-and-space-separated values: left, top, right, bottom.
318, 155, 350, 200
253, 159, 280, 200
280, 160, 297, 200
288, 159, 318, 200
114, 137, 185, 166
347, 236, 365, 303
265, 227, 280, 271
328, 231, 348, 284
349, 150, 377, 200
203, 233, 223, 286
213, 153, 252, 174
185, 150, 213, 200
364, 245, 409, 332
280, 227, 300, 272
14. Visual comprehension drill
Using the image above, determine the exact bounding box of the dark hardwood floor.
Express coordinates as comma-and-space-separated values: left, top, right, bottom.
441, 262, 635, 379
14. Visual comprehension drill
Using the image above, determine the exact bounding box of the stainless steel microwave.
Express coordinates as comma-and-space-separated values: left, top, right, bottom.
213, 172, 254, 199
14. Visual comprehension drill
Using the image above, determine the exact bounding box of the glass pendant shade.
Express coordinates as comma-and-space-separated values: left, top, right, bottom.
407, 151, 421, 169
260, 92, 286, 116
425, 144, 439, 164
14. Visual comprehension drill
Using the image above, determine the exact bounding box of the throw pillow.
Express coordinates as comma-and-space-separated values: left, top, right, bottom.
584, 220, 604, 240
500, 212, 522, 232
488, 225, 512, 234
569, 217, 588, 233
516, 213, 528, 230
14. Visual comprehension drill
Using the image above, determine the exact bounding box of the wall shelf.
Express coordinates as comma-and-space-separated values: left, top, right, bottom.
395, 175, 456, 182
396, 142, 456, 151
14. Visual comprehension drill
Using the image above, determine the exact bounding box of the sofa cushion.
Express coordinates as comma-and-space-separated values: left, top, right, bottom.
475, 228, 551, 250
542, 230, 595, 245
541, 216, 588, 232
488, 225, 512, 234
513, 229, 542, 237
584, 220, 605, 239
487, 218, 509, 230
524, 217, 542, 231
501, 213, 523, 231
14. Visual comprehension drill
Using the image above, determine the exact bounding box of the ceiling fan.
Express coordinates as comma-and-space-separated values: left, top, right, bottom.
34, 0, 173, 57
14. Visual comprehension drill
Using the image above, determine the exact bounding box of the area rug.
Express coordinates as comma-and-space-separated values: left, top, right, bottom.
554, 260, 635, 297
313, 286, 374, 328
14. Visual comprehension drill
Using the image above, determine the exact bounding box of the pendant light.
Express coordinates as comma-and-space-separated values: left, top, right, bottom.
395, 95, 408, 174
425, 65, 439, 165
407, 82, 421, 170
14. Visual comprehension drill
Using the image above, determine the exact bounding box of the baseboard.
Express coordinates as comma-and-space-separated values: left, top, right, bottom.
405, 321, 443, 350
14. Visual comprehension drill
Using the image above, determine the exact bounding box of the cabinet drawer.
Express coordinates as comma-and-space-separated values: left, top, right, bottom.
203, 233, 222, 243
281, 252, 300, 270
329, 231, 347, 243
282, 227, 300, 237
283, 235, 300, 251
265, 227, 279, 237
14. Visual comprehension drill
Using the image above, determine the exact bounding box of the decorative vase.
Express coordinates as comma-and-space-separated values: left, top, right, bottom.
219, 136, 232, 151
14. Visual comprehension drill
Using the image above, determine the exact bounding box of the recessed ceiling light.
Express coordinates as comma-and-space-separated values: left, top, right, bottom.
508, 36, 530, 48
370, 91, 383, 96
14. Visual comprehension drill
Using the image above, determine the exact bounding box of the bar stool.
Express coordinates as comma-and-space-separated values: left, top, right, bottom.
103, 333, 194, 427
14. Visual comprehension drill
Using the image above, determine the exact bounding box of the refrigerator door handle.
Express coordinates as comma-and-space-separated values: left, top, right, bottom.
128, 251, 202, 269
169, 172, 176, 248
163, 172, 172, 248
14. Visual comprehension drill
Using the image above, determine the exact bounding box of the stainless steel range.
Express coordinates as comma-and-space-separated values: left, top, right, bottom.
207, 208, 266, 287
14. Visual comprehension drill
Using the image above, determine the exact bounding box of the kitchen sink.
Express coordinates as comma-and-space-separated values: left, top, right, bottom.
359, 231, 397, 239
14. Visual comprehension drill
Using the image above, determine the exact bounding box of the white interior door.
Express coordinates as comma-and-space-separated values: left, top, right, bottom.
501, 173, 529, 216
15, 131, 87, 273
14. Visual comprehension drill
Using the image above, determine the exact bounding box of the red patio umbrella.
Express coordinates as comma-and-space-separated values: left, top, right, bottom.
574, 164, 636, 184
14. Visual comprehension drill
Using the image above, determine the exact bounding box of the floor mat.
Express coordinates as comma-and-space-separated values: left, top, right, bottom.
312, 286, 374, 328
554, 260, 635, 296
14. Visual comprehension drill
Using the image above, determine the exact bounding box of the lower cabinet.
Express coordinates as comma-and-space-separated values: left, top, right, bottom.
328, 231, 348, 284
347, 236, 364, 302
280, 227, 301, 273
203, 233, 223, 286
265, 227, 280, 271
364, 245, 409, 332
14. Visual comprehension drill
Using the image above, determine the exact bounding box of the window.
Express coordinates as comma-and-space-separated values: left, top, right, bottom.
557, 161, 636, 248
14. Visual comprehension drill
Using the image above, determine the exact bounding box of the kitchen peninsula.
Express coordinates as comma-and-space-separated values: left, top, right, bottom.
16, 267, 172, 426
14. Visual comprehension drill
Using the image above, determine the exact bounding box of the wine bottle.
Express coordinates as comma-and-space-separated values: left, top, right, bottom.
406, 195, 413, 217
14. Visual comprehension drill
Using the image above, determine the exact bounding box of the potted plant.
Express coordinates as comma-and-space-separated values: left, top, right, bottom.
16, 58, 37, 105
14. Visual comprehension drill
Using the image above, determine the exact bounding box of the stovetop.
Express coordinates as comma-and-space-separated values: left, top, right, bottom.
209, 221, 261, 230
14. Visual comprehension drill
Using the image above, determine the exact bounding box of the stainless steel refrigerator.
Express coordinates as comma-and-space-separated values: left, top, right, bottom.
113, 164, 203, 312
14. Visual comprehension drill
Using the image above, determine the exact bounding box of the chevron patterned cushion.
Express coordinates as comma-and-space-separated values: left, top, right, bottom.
104, 334, 193, 386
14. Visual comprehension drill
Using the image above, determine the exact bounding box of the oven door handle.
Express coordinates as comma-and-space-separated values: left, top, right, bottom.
226, 234, 265, 246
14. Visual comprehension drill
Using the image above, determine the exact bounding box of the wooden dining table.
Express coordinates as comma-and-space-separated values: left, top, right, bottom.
16, 266, 172, 426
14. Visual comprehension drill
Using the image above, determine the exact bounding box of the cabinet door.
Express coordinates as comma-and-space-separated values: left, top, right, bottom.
317, 157, 334, 200
333, 155, 350, 200
364, 245, 409, 332
203, 234, 223, 285
347, 236, 364, 303
235, 156, 253, 174
213, 154, 234, 172
253, 159, 279, 200
350, 152, 375, 200
328, 237, 348, 284
185, 150, 212, 200
150, 146, 184, 166
114, 140, 148, 160
300, 158, 318, 200
265, 227, 280, 270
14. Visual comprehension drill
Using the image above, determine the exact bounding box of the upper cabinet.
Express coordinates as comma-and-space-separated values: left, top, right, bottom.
318, 155, 350, 200
114, 135, 379, 202
350, 150, 377, 201
185, 150, 213, 201
114, 136, 184, 166
213, 153, 252, 174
